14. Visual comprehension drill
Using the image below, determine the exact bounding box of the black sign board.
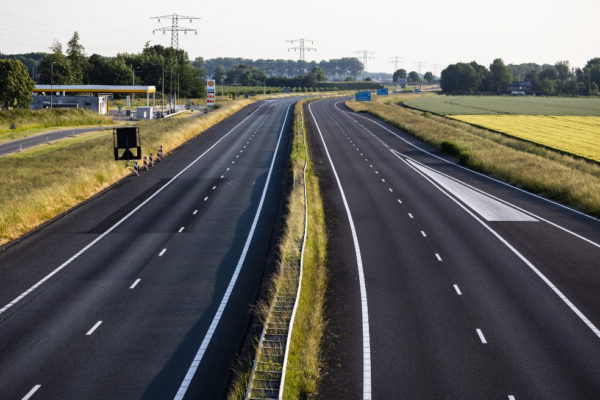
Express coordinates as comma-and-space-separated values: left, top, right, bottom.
113, 126, 141, 160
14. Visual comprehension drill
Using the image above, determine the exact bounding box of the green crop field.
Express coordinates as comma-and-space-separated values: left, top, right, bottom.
404, 95, 600, 116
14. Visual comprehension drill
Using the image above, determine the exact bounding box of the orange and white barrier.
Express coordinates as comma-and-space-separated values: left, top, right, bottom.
132, 161, 139, 176
157, 145, 163, 162
143, 156, 149, 171
149, 153, 154, 167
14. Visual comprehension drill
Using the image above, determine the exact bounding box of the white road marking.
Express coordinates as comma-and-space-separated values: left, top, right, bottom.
220, 175, 224, 179
421, 230, 427, 237
388, 188, 393, 193
375, 171, 379, 174
369, 164, 373, 168
435, 253, 442, 261
0, 103, 266, 316
408, 213, 414, 219
86, 321, 102, 336
130, 279, 141, 289
203, 196, 208, 201
397, 199, 402, 204
21, 385, 41, 400
231, 161, 235, 164
178, 226, 185, 233
174, 103, 293, 400
236, 155, 239, 158
476, 328, 487, 344
193, 210, 198, 215
381, 178, 385, 182
308, 101, 372, 400
226, 167, 230, 171
159, 248, 167, 256
212, 186, 216, 190
453, 284, 462, 295
508, 396, 516, 400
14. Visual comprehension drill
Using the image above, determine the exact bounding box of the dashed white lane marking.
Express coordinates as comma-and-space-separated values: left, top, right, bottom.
435, 253, 442, 262
0, 103, 266, 317
178, 226, 185, 233
159, 248, 167, 256
369, 164, 373, 168
21, 385, 41, 400
232, 161, 235, 164
421, 230, 427, 237
236, 155, 239, 158
375, 171, 379, 174
130, 279, 141, 289
476, 329, 487, 344
453, 284, 462, 295
193, 210, 198, 215
203, 196, 208, 201
86, 321, 103, 336
508, 396, 516, 400
212, 186, 216, 190
408, 213, 414, 219
220, 175, 224, 179
381, 178, 385, 182
388, 188, 393, 193
174, 103, 293, 400
226, 167, 230, 171
397, 199, 402, 204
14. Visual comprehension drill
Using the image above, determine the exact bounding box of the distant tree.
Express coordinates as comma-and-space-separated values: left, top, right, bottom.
423, 71, 434, 82
392, 69, 407, 82
440, 62, 486, 93
554, 61, 572, 82
66, 32, 88, 84
539, 78, 557, 95
308, 66, 326, 85
525, 69, 540, 93
0, 59, 35, 108
344, 76, 353, 82
213, 65, 227, 82
408, 71, 420, 82
487, 58, 512, 93
364, 76, 373, 81
539, 65, 558, 81
38, 41, 75, 85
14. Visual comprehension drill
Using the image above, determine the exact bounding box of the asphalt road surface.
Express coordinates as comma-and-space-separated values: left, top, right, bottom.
307, 98, 600, 400
0, 126, 110, 156
0, 98, 295, 399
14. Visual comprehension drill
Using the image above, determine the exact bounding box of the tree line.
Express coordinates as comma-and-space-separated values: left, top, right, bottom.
440, 58, 600, 95
392, 69, 436, 84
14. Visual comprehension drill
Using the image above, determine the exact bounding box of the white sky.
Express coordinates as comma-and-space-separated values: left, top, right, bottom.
1, 0, 598, 74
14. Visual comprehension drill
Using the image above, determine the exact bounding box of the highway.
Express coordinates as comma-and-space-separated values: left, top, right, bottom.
307, 98, 600, 399
0, 98, 295, 399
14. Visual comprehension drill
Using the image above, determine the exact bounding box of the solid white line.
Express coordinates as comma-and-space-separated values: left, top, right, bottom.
21, 385, 41, 400
435, 253, 442, 262
453, 284, 462, 295
476, 328, 487, 344
86, 321, 102, 336
159, 248, 167, 256
193, 210, 198, 215
178, 226, 185, 233
130, 278, 141, 289
0, 103, 266, 316
397, 153, 600, 338
174, 102, 293, 400
421, 230, 427, 237
408, 213, 414, 219
309, 101, 372, 400
204, 196, 208, 201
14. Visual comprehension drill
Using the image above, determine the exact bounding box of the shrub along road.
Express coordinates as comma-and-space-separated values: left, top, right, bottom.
0, 98, 295, 399
307, 98, 600, 399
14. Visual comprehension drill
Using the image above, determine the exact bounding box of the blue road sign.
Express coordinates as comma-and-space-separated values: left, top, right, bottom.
376, 88, 389, 96
355, 91, 371, 101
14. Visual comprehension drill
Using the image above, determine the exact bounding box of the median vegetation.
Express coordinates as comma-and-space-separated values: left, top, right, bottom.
346, 95, 600, 217
0, 99, 254, 247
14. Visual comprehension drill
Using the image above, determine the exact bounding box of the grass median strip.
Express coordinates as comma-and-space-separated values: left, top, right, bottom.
0, 99, 254, 247
346, 95, 600, 217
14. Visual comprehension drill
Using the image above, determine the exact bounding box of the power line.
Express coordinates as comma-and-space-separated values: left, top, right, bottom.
286, 38, 317, 62
413, 61, 426, 75
355, 50, 375, 78
151, 13, 200, 49
388, 56, 405, 72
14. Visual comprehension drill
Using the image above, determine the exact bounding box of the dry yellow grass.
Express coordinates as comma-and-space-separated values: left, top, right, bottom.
450, 115, 600, 162
0, 99, 254, 247
346, 96, 600, 217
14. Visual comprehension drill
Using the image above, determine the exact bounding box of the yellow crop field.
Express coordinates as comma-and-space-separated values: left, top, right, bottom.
449, 115, 600, 162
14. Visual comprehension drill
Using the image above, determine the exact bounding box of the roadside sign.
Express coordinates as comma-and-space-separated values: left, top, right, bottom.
355, 91, 371, 102
376, 88, 389, 96
207, 79, 216, 106
227, 94, 233, 100
10, 123, 16, 130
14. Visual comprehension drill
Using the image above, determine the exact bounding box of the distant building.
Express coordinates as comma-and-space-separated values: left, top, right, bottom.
506, 81, 532, 95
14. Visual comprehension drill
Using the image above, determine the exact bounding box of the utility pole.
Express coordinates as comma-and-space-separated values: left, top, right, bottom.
388, 56, 405, 72
50, 61, 56, 110
355, 50, 375, 79
414, 61, 426, 75
286, 38, 317, 62
151, 13, 200, 49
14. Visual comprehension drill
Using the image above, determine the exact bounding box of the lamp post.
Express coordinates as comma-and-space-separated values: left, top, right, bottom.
50, 61, 56, 110
131, 66, 141, 107
150, 62, 165, 116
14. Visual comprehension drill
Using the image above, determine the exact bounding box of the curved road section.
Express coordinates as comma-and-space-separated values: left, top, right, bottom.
307, 98, 600, 399
0, 98, 295, 399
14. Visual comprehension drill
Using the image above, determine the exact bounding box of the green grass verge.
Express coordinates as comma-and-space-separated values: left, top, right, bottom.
346, 95, 600, 217
0, 98, 256, 247
404, 94, 600, 116
0, 108, 113, 141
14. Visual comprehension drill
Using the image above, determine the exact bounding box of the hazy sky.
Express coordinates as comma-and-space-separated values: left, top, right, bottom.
1, 0, 598, 74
